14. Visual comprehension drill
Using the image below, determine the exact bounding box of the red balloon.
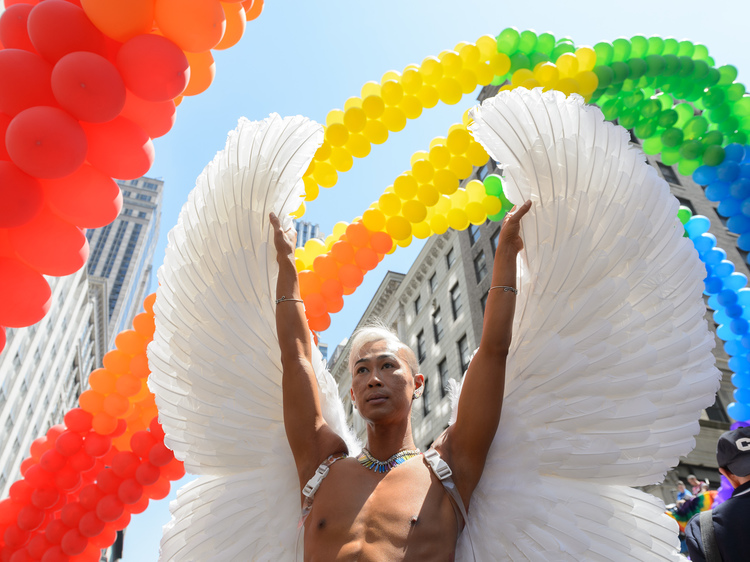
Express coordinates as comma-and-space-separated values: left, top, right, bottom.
8, 481, 33, 504
6, 106, 87, 178
60, 504, 86, 529
40, 545, 69, 562
27, 0, 107, 63
0, 112, 11, 160
148, 417, 165, 441
120, 90, 175, 138
111, 452, 139, 479
161, 457, 186, 481
128, 494, 149, 515
82, 117, 154, 180
0, 4, 35, 52
60, 529, 87, 556
95, 495, 123, 522
117, 479, 142, 504
116, 34, 189, 102
0, 498, 22, 526
3, 524, 30, 549
143, 477, 170, 500
77, 486, 101, 513
87, 524, 115, 549
44, 519, 69, 545
9, 549, 33, 562
134, 463, 159, 486
148, 442, 173, 467
82, 433, 110, 458
54, 467, 81, 492
51, 52, 126, 123
28, 534, 52, 559
0, 162, 44, 228
129, 431, 155, 458
31, 487, 60, 510
64, 409, 93, 433
42, 164, 122, 228
17, 505, 44, 531
55, 431, 84, 457
0, 257, 51, 327
40, 450, 67, 472
68, 450, 95, 473
0, 50, 55, 116
9, 206, 89, 276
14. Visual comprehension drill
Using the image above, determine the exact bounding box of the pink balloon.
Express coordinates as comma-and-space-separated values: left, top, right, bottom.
0, 257, 51, 327
116, 34, 189, 102
0, 161, 44, 228
27, 0, 107, 63
0, 4, 36, 52
0, 49, 56, 116
42, 164, 123, 228
6, 106, 88, 178
51, 52, 126, 123
82, 117, 154, 179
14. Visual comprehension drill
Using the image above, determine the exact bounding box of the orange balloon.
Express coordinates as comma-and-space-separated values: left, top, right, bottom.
130, 354, 151, 379
81, 0, 154, 43
304, 293, 326, 317
331, 240, 355, 263
143, 293, 156, 314
320, 279, 343, 302
116, 374, 142, 397
370, 232, 393, 254
92, 412, 118, 435
339, 264, 364, 288
104, 393, 130, 417
103, 350, 131, 374
89, 368, 116, 394
326, 296, 344, 314
355, 247, 378, 271
133, 312, 155, 337
79, 390, 105, 414
155, 0, 226, 53
215, 2, 246, 50
313, 254, 339, 280
115, 330, 147, 355
345, 222, 369, 248
183, 51, 215, 96
298, 271, 322, 297
307, 313, 330, 332
243, 0, 264, 21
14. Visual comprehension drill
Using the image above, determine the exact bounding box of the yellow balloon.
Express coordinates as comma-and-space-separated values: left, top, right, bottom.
345, 134, 371, 158
294, 246, 306, 262
457, 69, 478, 94
482, 195, 503, 215
416, 85, 439, 109
396, 235, 413, 248
379, 192, 401, 216
475, 62, 494, 86
438, 50, 462, 76
313, 161, 337, 188
576, 71, 599, 95
412, 221, 432, 239
363, 120, 389, 144
306, 238, 325, 258
434, 169, 459, 194
386, 216, 412, 240
556, 52, 579, 78
437, 77, 462, 105
330, 146, 353, 172
521, 78, 541, 90
434, 194, 452, 215
448, 155, 472, 178
382, 107, 407, 132
475, 35, 497, 59
324, 234, 336, 250
420, 56, 444, 84
381, 80, 404, 106
412, 159, 434, 183
466, 202, 487, 224
575, 46, 596, 72
343, 96, 362, 111
466, 179, 486, 201
332, 221, 349, 238
381, 69, 401, 83
511, 69, 534, 87
314, 141, 332, 161
429, 144, 451, 169
446, 126, 471, 154
400, 96, 423, 120
394, 174, 418, 199
534, 62, 559, 87
556, 77, 580, 96
325, 109, 344, 126
410, 150, 429, 166
344, 106, 367, 133
402, 200, 427, 223
489, 53, 511, 75
362, 95, 385, 119
450, 189, 469, 208
447, 208, 469, 231
303, 175, 319, 201
362, 208, 386, 231
325, 123, 349, 147
361, 81, 381, 98
459, 44, 480, 67
430, 214, 449, 235
417, 184, 440, 206
401, 67, 423, 95
465, 142, 489, 167
295, 258, 306, 272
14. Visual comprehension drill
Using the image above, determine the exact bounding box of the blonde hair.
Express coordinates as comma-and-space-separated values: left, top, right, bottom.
348, 321, 419, 377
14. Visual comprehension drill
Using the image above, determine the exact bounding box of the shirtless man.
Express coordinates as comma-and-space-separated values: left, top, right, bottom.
270, 199, 531, 561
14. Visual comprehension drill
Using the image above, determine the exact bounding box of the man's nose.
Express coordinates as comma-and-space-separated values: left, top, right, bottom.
367, 371, 383, 387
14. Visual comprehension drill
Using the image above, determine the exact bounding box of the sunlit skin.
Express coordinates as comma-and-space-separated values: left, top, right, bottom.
271, 199, 532, 560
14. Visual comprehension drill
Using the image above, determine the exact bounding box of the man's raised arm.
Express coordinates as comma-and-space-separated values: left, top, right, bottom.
440, 200, 531, 499
270, 213, 348, 486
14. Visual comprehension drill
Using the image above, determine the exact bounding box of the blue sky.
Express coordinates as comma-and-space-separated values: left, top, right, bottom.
5, 0, 748, 559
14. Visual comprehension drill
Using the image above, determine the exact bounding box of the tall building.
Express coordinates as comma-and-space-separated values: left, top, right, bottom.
330, 85, 736, 507
293, 219, 324, 248
87, 177, 163, 349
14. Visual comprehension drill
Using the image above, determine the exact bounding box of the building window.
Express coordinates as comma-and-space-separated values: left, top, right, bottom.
87, 222, 113, 275
657, 162, 680, 185
480, 291, 489, 315
476, 162, 491, 180
438, 357, 449, 397
123, 209, 133, 216
675, 196, 696, 215
705, 395, 729, 423
474, 251, 488, 282
450, 283, 462, 320
135, 193, 152, 201
108, 223, 142, 316
432, 307, 444, 343
446, 247, 456, 269
416, 330, 426, 363
491, 228, 501, 254
101, 221, 129, 278
429, 273, 437, 294
414, 295, 422, 316
122, 190, 131, 197
138, 211, 147, 219
128, 180, 139, 186
144, 181, 159, 190
469, 224, 481, 245
422, 377, 430, 416
458, 335, 470, 373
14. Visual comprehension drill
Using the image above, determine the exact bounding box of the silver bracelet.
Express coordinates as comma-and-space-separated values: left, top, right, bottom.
275, 296, 304, 305
488, 285, 518, 295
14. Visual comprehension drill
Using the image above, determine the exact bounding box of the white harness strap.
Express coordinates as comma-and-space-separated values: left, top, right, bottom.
423, 448, 477, 562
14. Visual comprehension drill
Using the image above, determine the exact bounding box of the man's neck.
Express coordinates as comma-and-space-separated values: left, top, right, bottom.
365, 419, 418, 460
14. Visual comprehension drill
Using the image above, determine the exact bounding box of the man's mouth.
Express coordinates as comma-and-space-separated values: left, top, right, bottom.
367, 395, 388, 404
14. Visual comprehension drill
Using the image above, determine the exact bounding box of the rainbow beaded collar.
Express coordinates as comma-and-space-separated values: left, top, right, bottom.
356, 448, 422, 473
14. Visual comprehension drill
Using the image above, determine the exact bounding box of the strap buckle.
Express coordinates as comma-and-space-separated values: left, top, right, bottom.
302, 464, 329, 498
424, 448, 452, 481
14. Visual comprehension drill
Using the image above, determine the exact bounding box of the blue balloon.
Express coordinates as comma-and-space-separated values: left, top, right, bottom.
740, 162, 750, 180
726, 272, 749, 291
708, 294, 721, 310
715, 309, 731, 325
718, 197, 742, 217
724, 305, 743, 319
727, 401, 750, 422
737, 288, 750, 306
705, 275, 724, 294
740, 234, 750, 252
704, 248, 727, 265
717, 161, 741, 182
693, 165, 718, 185
731, 178, 750, 200
735, 388, 750, 403
731, 318, 749, 335
728, 214, 750, 234
729, 355, 750, 372
694, 233, 717, 254
733, 371, 750, 388
719, 289, 739, 306
725, 143, 746, 163
705, 181, 731, 202
725, 339, 742, 356
718, 323, 737, 340
715, 260, 736, 278
741, 334, 750, 349
685, 215, 711, 237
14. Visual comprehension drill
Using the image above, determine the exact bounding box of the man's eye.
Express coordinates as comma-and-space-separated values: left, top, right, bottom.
383, 363, 394, 369
357, 367, 367, 374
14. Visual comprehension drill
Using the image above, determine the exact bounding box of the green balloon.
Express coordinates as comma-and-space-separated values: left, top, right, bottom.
678, 158, 700, 176
639, 99, 661, 118
483, 175, 503, 197
551, 42, 575, 60
618, 108, 639, 129
674, 103, 694, 127
693, 44, 709, 61
535, 33, 556, 56
662, 54, 680, 76
730, 131, 748, 145
702, 145, 726, 167
700, 68, 721, 89
600, 99, 620, 120
610, 61, 631, 84
645, 55, 665, 77
726, 83, 746, 102
677, 206, 693, 224
661, 146, 681, 165
658, 109, 679, 128
529, 52, 550, 67
718, 116, 740, 134
497, 28, 521, 55
628, 36, 646, 57
646, 36, 665, 56
622, 91, 645, 109
605, 83, 623, 97
634, 117, 659, 139
490, 75, 505, 86
627, 58, 647, 80
620, 78, 638, 93
656, 92, 674, 110
593, 65, 614, 89
642, 135, 664, 155
611, 38, 632, 62
709, 104, 731, 124
691, 59, 709, 81
677, 40, 695, 57
702, 87, 725, 109
661, 127, 684, 147
518, 30, 538, 55
662, 38, 679, 55
677, 57, 695, 77
684, 116, 709, 140
594, 42, 614, 66
488, 210, 506, 223
734, 97, 750, 117
680, 140, 704, 160
718, 65, 739, 86
701, 130, 724, 146
509, 52, 531, 72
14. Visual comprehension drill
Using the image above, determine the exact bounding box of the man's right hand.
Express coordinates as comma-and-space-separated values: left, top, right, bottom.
269, 212, 297, 264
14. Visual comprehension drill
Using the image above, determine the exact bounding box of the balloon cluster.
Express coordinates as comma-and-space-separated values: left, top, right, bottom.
680, 209, 750, 422
0, 294, 185, 560
0, 0, 265, 353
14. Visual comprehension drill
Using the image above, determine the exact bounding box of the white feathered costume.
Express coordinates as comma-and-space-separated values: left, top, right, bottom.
148, 88, 721, 561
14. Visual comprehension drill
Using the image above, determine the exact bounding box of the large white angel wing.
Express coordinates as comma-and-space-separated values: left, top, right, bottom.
148, 114, 359, 560
451, 88, 721, 560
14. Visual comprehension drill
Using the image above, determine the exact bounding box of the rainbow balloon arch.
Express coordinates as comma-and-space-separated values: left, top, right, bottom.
2, 17, 750, 561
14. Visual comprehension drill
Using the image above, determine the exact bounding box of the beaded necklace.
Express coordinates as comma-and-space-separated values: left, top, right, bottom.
356, 447, 422, 473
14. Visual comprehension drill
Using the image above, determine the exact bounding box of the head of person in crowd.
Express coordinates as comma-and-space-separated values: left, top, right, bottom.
717, 426, 750, 489
677, 481, 686, 493
687, 474, 699, 488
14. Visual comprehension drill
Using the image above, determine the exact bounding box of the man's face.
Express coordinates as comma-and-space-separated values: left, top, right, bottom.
688, 476, 698, 486
350, 340, 422, 424
677, 483, 685, 491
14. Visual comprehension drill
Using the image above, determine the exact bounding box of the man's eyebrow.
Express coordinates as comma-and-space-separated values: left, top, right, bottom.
354, 354, 398, 366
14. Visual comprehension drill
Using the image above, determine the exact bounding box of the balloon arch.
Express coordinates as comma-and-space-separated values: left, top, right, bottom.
1, 6, 750, 560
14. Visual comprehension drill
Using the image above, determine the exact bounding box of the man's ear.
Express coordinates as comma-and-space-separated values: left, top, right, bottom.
350, 387, 355, 403
414, 373, 425, 390
719, 467, 740, 488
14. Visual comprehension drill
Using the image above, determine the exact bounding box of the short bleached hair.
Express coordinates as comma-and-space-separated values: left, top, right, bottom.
348, 321, 419, 378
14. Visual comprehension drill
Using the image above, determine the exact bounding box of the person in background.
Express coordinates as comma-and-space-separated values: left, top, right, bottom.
688, 474, 702, 496
685, 426, 750, 562
676, 481, 693, 504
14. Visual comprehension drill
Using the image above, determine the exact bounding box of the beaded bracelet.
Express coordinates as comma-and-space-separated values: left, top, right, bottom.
489, 285, 518, 295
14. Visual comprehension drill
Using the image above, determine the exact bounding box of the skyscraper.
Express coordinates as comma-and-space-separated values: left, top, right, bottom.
293, 219, 324, 248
